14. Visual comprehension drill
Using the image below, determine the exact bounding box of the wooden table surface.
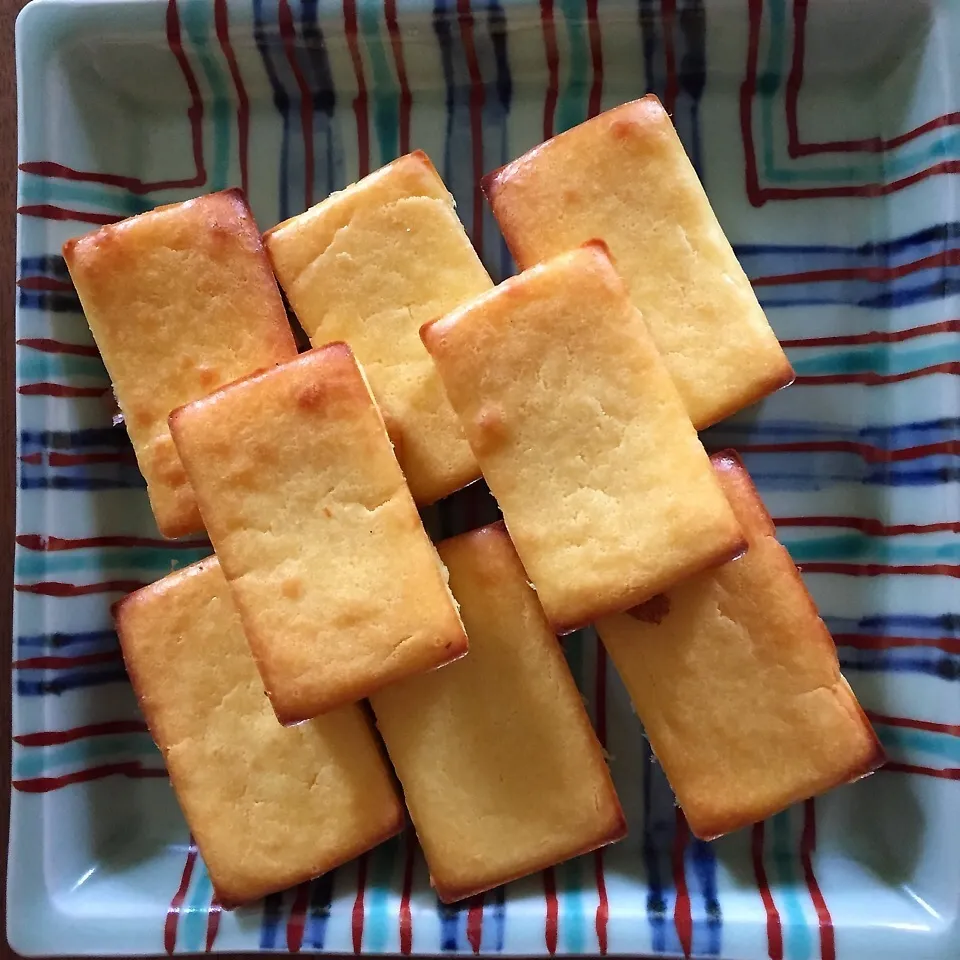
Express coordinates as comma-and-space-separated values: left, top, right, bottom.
2, 0, 26, 955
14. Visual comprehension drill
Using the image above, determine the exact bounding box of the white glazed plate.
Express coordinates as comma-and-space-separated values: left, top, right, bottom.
10, 0, 960, 956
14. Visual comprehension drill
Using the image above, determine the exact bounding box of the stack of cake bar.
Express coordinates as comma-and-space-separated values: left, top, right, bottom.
63, 95, 884, 908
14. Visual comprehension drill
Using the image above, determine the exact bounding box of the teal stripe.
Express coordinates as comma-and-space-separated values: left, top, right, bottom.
556, 0, 590, 133
13, 735, 160, 778
876, 725, 960, 763
791, 342, 960, 377
770, 809, 813, 960
760, 0, 957, 185
781, 534, 960, 566
181, 0, 231, 192
15, 547, 209, 577
559, 631, 587, 953
358, 0, 399, 165
19, 176, 152, 217
364, 834, 401, 952
17, 354, 107, 382
179, 859, 216, 952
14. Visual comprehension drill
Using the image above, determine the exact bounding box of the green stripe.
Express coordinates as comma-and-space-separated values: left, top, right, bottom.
180, 859, 216, 952
14, 734, 160, 777
358, 0, 399, 165
557, 0, 590, 133
19, 177, 152, 217
781, 533, 960, 566
759, 0, 958, 186
770, 808, 813, 960
876, 725, 960, 763
181, 0, 232, 192
18, 354, 107, 382
15, 547, 209, 577
790, 342, 960, 377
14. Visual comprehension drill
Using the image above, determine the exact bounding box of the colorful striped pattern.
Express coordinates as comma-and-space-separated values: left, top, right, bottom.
13, 0, 959, 957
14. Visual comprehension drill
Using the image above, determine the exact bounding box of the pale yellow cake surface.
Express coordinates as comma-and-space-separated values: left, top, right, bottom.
265, 151, 490, 504
371, 523, 625, 903
422, 244, 745, 631
596, 453, 885, 840
483, 96, 794, 429
168, 343, 468, 723
115, 557, 404, 906
63, 189, 297, 538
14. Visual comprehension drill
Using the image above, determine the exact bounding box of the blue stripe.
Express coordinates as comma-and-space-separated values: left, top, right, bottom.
734, 222, 960, 275
687, 838, 721, 957
20, 477, 146, 492
252, 0, 293, 222
839, 648, 960, 681
488, 885, 506, 952
485, 0, 513, 282
706, 418, 958, 449
179, 859, 216, 953
305, 871, 336, 949
20, 428, 131, 450
19, 255, 70, 279
18, 291, 81, 313
17, 629, 118, 653
759, 274, 960, 311
825, 614, 959, 638
259, 892, 285, 949
437, 897, 464, 951
17, 667, 130, 696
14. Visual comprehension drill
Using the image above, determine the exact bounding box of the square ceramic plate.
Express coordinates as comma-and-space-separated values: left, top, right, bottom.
10, 0, 960, 955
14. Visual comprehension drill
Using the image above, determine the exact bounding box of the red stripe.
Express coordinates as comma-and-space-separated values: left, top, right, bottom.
17, 276, 74, 292
20, 0, 204, 195
740, 0, 958, 204
543, 867, 558, 955
14, 720, 149, 746
17, 205, 122, 225
351, 853, 368, 953
286, 881, 311, 952
594, 644, 609, 954
800, 800, 835, 960
884, 762, 960, 780
733, 440, 956, 463
866, 712, 960, 736
17, 534, 209, 551
458, 0, 485, 255
19, 383, 108, 398
164, 840, 199, 955
541, 0, 559, 140
799, 563, 960, 578
740, 0, 763, 207
19, 453, 42, 465
781, 319, 960, 348
751, 823, 783, 960
773, 517, 960, 535
214, 0, 249, 196
786, 0, 960, 157
342, 0, 370, 178
794, 364, 960, 386
384, 0, 412, 155
752, 249, 960, 287
46, 450, 135, 466
14, 651, 123, 669
14, 762, 167, 794
17, 338, 100, 357
399, 835, 415, 954
833, 634, 960, 654
661, 0, 678, 116
15, 580, 146, 596
205, 897, 222, 953
586, 0, 603, 119
671, 809, 692, 958
279, 0, 314, 210
466, 895, 484, 954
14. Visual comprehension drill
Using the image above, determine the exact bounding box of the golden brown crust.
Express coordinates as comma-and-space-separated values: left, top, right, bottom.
482, 95, 794, 429
115, 558, 405, 905
169, 343, 468, 723
371, 521, 626, 904
421, 244, 744, 629
597, 452, 885, 841
263, 152, 488, 503
63, 189, 296, 537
